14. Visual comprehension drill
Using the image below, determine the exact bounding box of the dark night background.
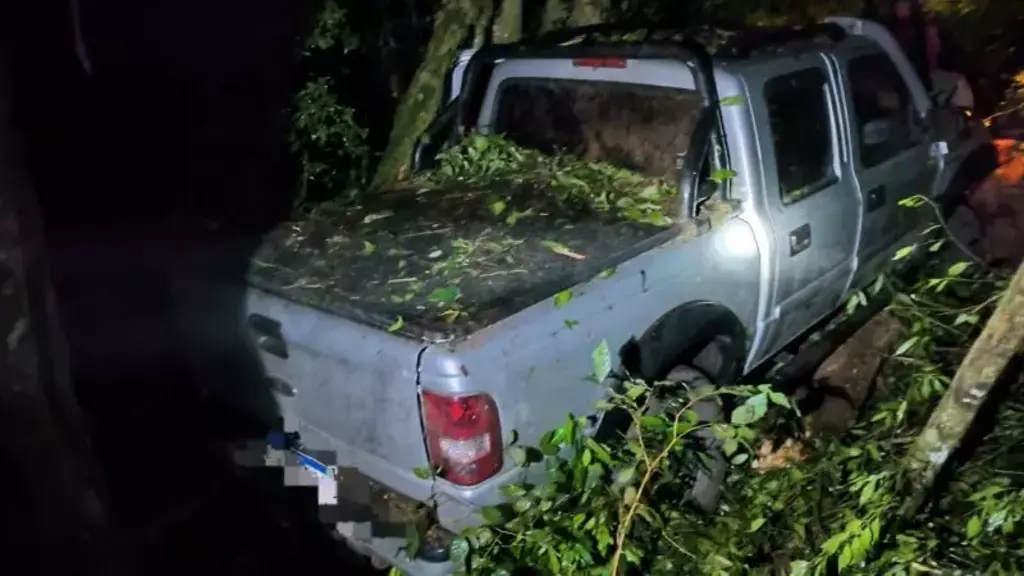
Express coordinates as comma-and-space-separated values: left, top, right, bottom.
5, 0, 377, 574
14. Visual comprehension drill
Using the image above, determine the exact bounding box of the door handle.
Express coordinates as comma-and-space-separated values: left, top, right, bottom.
866, 185, 886, 213
789, 223, 811, 256
248, 313, 289, 359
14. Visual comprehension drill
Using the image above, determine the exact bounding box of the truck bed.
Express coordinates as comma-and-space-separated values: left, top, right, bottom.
248, 176, 696, 340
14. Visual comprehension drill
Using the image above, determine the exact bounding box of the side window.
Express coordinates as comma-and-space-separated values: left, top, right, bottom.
847, 53, 917, 168
764, 67, 835, 205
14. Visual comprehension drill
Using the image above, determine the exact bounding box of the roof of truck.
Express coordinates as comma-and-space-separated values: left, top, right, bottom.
530, 20, 879, 61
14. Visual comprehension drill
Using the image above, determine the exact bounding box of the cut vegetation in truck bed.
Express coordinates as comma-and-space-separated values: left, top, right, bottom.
249, 135, 736, 339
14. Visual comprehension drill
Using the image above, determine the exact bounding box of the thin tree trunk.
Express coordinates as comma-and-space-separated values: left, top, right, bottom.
371, 0, 486, 189
541, 0, 569, 33
568, 0, 607, 27
492, 0, 522, 44
0, 30, 111, 575
902, 260, 1024, 514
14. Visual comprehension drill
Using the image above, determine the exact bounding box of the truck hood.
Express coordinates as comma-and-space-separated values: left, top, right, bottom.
248, 181, 684, 340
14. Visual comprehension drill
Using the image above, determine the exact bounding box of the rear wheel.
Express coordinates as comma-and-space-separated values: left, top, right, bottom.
627, 364, 727, 514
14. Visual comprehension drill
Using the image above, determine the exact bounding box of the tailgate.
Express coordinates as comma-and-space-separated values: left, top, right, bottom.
245, 288, 433, 500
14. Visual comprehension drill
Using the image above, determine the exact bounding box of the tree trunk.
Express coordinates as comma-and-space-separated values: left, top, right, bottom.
0, 30, 111, 576
541, 0, 569, 33
492, 0, 523, 44
371, 0, 487, 189
902, 260, 1024, 514
569, 0, 608, 27
541, 0, 608, 33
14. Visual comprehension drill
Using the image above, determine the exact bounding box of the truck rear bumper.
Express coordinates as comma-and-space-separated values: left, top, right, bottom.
231, 425, 502, 575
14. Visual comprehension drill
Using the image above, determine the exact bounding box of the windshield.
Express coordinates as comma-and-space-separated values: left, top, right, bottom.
490, 78, 704, 181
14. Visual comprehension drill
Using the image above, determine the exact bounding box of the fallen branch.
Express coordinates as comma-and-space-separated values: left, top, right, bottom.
902, 260, 1024, 515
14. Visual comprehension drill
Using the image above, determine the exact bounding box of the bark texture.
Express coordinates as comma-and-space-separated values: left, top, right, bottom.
541, 0, 608, 32
371, 0, 486, 189
903, 260, 1024, 513
492, 0, 522, 44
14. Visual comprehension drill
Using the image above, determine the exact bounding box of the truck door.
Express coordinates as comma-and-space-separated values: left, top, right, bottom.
833, 49, 939, 290
755, 54, 860, 352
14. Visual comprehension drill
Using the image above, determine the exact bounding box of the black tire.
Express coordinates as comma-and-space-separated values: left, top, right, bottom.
628, 365, 727, 514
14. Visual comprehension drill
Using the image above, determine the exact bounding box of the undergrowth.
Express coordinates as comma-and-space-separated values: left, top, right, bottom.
404, 226, 1024, 575
406, 133, 697, 227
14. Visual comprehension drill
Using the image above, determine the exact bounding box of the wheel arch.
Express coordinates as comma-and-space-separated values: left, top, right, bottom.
618, 300, 749, 385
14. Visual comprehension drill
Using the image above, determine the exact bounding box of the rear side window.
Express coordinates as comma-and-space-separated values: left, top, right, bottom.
847, 53, 916, 168
491, 79, 704, 181
764, 67, 835, 204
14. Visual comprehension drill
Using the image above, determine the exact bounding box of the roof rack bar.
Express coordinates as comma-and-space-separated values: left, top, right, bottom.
722, 22, 847, 57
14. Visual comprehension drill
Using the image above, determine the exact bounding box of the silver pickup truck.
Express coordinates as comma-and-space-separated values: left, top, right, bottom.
238, 17, 990, 574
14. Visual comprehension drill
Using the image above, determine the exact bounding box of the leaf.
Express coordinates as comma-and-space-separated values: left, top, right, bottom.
387, 316, 404, 333
564, 319, 580, 329
967, 515, 983, 538
613, 466, 637, 487
822, 532, 845, 555
480, 506, 504, 525
768, 391, 790, 407
893, 336, 919, 357
710, 168, 738, 184
597, 267, 617, 279
413, 467, 432, 480
623, 485, 638, 505
893, 245, 915, 260
719, 95, 746, 106
624, 383, 646, 401
947, 261, 971, 277
553, 289, 573, 308
731, 403, 757, 425
723, 437, 739, 456
954, 313, 979, 326
859, 478, 877, 506
592, 339, 612, 382
585, 438, 614, 466
871, 274, 885, 295
427, 285, 460, 303
541, 239, 586, 260
731, 453, 750, 465
749, 518, 766, 532
790, 560, 811, 576
361, 240, 376, 255
839, 545, 853, 570
448, 537, 471, 569
488, 198, 507, 216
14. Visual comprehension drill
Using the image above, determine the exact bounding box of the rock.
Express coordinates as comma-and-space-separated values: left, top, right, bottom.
803, 311, 904, 437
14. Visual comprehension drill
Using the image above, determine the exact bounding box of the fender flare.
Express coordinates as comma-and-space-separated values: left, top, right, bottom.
619, 300, 749, 385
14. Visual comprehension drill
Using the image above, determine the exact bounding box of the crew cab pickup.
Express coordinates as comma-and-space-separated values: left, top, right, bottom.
239, 17, 991, 574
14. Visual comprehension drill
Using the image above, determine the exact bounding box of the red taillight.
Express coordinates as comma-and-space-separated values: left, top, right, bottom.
421, 391, 502, 486
571, 57, 627, 69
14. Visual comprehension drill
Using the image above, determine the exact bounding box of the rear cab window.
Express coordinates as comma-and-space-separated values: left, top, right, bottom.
476, 59, 710, 203
763, 67, 837, 204
846, 52, 921, 167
